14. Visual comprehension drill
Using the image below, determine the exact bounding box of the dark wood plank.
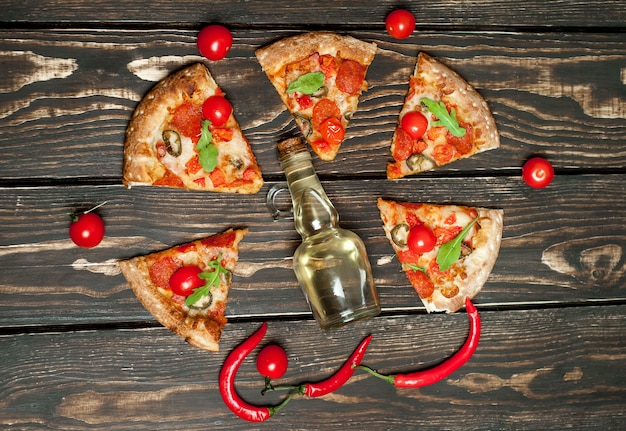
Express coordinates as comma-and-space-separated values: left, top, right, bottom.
1, 305, 624, 430
0, 30, 624, 181
1, 0, 625, 28
1, 174, 624, 327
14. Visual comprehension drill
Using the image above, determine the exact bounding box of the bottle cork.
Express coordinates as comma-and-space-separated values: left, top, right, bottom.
277, 137, 307, 162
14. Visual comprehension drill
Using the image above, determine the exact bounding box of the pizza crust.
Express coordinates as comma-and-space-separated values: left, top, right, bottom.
256, 32, 377, 77
417, 53, 499, 154
118, 228, 247, 352
427, 208, 503, 313
377, 198, 503, 313
123, 63, 264, 194
387, 53, 500, 179
123, 63, 217, 187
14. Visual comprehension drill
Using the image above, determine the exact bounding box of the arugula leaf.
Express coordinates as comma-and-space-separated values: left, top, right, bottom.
196, 120, 218, 173
286, 72, 325, 95
436, 218, 478, 272
185, 253, 230, 307
421, 97, 467, 137
404, 262, 428, 274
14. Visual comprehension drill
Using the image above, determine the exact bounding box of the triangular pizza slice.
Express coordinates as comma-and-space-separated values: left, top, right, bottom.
378, 198, 503, 313
123, 63, 263, 193
387, 53, 500, 179
118, 228, 247, 351
256, 32, 377, 161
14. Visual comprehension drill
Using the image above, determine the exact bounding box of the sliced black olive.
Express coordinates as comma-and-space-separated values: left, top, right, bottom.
391, 223, 410, 247
162, 130, 182, 157
406, 153, 436, 171
460, 243, 473, 257
311, 85, 329, 98
294, 115, 313, 138
229, 157, 244, 170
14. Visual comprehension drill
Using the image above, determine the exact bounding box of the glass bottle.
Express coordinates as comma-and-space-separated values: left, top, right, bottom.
276, 137, 381, 330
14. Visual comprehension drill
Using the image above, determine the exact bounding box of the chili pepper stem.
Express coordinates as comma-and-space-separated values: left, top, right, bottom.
355, 365, 395, 385
267, 389, 300, 416
261, 378, 303, 395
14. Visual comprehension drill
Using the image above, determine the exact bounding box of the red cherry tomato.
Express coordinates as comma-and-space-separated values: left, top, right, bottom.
407, 225, 436, 254
401, 111, 429, 140
202, 95, 232, 127
169, 265, 205, 297
69, 212, 105, 248
197, 25, 233, 61
522, 157, 554, 188
320, 117, 345, 145
256, 344, 289, 379
385, 9, 416, 39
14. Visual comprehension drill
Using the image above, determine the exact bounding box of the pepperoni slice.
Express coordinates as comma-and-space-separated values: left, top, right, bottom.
149, 256, 181, 288
170, 102, 203, 141
393, 127, 414, 161
431, 144, 456, 164
448, 123, 474, 155
405, 270, 435, 298
336, 59, 365, 95
153, 170, 184, 188
200, 230, 236, 248
312, 98, 341, 130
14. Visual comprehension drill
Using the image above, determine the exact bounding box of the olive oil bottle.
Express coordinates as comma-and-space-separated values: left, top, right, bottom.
277, 137, 381, 330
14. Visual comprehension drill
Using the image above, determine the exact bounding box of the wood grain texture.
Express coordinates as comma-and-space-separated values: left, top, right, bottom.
1, 0, 625, 28
1, 174, 624, 327
1, 1, 625, 428
0, 30, 624, 180
0, 306, 624, 430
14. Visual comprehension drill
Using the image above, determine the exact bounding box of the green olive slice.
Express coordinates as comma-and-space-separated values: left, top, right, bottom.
162, 130, 182, 157
189, 291, 213, 310
391, 223, 410, 247
406, 153, 436, 171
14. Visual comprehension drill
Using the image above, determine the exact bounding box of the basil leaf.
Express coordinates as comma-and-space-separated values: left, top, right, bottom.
421, 97, 467, 137
196, 120, 218, 173
185, 253, 229, 307
404, 263, 427, 274
436, 218, 478, 271
286, 72, 325, 95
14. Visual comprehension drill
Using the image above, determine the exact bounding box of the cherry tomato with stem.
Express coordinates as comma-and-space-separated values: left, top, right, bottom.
202, 95, 232, 127
401, 111, 429, 140
69, 202, 106, 248
385, 9, 416, 39
256, 344, 288, 379
320, 117, 345, 145
197, 24, 233, 61
522, 157, 554, 188
169, 265, 205, 297
407, 225, 436, 254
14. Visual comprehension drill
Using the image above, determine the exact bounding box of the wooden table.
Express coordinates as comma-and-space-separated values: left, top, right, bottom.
1, 1, 625, 429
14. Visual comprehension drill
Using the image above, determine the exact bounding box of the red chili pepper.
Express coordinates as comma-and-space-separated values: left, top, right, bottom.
303, 335, 372, 397
359, 297, 480, 387
263, 335, 372, 398
219, 323, 296, 422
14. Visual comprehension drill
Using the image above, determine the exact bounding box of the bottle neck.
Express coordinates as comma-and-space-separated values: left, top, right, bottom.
279, 141, 338, 237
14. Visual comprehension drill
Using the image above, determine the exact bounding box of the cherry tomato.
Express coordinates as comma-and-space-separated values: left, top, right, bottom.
320, 117, 345, 145
169, 265, 205, 297
401, 111, 428, 140
202, 95, 232, 127
256, 344, 289, 379
197, 25, 233, 61
407, 225, 436, 254
69, 212, 105, 248
385, 9, 416, 39
522, 157, 554, 188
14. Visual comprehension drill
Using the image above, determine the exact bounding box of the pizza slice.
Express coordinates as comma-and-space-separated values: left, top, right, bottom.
256, 32, 377, 161
123, 63, 263, 193
118, 228, 247, 351
377, 198, 503, 313
387, 53, 500, 179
